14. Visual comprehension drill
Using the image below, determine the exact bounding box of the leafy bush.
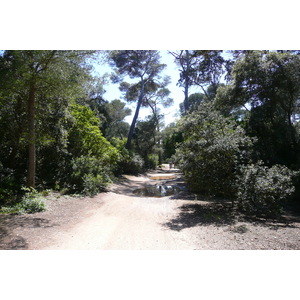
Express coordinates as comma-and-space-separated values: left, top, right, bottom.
236, 162, 295, 217
82, 174, 107, 196
108, 138, 131, 175
145, 154, 158, 170
0, 187, 46, 214
68, 104, 119, 160
69, 156, 113, 196
162, 124, 183, 162
175, 102, 253, 197
110, 139, 145, 175
17, 197, 46, 214
122, 153, 145, 175
62, 104, 121, 196
0, 163, 20, 204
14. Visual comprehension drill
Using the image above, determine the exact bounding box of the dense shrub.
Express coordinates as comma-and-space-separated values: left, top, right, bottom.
162, 124, 183, 162
175, 102, 253, 197
82, 173, 108, 196
121, 153, 145, 175
236, 162, 295, 217
68, 156, 113, 196
68, 104, 119, 161
0, 187, 46, 214
144, 154, 158, 170
64, 104, 120, 195
108, 138, 131, 175
0, 163, 18, 204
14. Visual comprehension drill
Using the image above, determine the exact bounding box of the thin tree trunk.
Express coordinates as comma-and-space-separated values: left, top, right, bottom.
126, 79, 144, 150
27, 80, 36, 188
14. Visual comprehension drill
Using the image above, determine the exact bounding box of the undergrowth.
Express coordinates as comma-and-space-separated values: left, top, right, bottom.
0, 187, 46, 215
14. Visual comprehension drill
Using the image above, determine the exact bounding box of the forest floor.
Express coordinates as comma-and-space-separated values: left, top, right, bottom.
1, 165, 300, 250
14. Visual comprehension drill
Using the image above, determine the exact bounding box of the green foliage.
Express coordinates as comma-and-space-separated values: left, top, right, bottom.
0, 187, 46, 215
66, 103, 119, 195
0, 50, 98, 191
82, 174, 108, 196
216, 51, 300, 167
22, 102, 120, 196
69, 156, 113, 196
110, 50, 168, 150
121, 153, 145, 175
175, 102, 253, 197
89, 98, 131, 141
179, 93, 205, 115
246, 103, 298, 166
130, 114, 165, 169
145, 154, 158, 170
108, 138, 137, 175
69, 103, 118, 159
102, 99, 131, 140
110, 50, 166, 80
133, 117, 156, 150
162, 123, 183, 161
236, 162, 295, 217
189, 51, 226, 92
0, 163, 19, 203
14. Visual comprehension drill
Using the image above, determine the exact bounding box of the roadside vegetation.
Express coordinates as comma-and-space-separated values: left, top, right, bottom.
1, 50, 300, 219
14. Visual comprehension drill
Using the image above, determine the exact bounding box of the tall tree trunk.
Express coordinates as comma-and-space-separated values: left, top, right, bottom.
126, 79, 145, 150
27, 80, 36, 188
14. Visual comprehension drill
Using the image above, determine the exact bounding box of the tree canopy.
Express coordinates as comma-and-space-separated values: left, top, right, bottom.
109, 50, 167, 149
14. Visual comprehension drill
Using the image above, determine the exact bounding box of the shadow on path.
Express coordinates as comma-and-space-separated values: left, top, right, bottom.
163, 202, 237, 231
163, 199, 300, 232
0, 215, 58, 250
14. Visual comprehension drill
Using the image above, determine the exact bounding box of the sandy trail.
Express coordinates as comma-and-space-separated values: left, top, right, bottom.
1, 166, 299, 250
44, 192, 193, 250
1, 167, 200, 250
38, 168, 198, 250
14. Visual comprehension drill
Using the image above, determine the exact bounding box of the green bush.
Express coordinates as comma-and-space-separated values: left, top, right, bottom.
61, 104, 120, 196
0, 163, 19, 204
82, 174, 107, 196
145, 154, 158, 170
236, 162, 295, 217
122, 153, 145, 175
110, 138, 145, 175
175, 102, 253, 197
69, 156, 113, 196
109, 138, 131, 175
16, 197, 46, 214
162, 123, 183, 161
0, 187, 46, 214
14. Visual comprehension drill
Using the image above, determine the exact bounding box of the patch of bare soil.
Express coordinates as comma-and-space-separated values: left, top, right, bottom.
0, 193, 105, 250
1, 165, 300, 250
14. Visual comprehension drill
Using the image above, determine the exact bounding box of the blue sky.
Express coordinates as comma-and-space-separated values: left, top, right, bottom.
94, 50, 199, 126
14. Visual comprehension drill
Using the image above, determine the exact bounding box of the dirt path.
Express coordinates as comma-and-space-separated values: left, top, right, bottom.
41, 193, 193, 250
1, 166, 300, 250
